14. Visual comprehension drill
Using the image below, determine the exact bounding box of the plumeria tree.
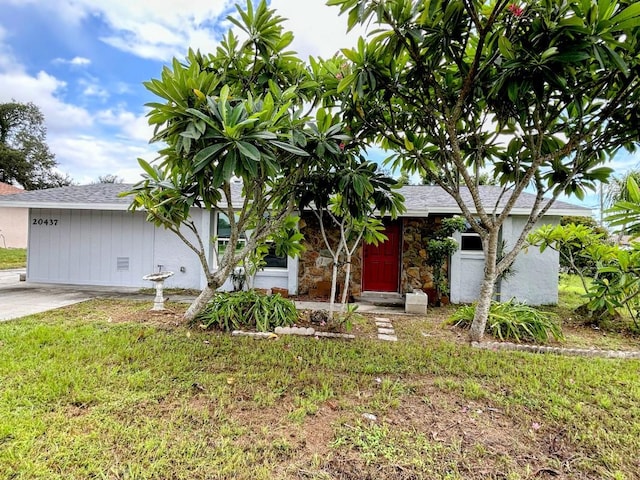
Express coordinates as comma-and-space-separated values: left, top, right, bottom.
295, 123, 405, 315
126, 1, 349, 320
327, 0, 640, 341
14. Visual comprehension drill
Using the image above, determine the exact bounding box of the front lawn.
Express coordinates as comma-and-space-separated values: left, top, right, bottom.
1, 300, 639, 479
0, 247, 26, 269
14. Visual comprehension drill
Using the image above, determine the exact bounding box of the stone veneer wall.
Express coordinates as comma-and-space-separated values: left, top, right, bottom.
297, 212, 363, 298
401, 217, 445, 294
298, 214, 451, 298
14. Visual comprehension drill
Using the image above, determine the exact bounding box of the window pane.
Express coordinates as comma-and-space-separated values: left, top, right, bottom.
217, 239, 245, 258
461, 234, 483, 251
217, 213, 231, 238
264, 243, 288, 268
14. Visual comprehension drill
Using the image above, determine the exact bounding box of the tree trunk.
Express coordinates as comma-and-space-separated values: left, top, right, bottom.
184, 285, 216, 322
469, 229, 499, 342
329, 260, 339, 319
341, 257, 352, 306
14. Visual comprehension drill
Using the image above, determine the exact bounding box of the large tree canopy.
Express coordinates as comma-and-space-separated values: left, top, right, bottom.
0, 101, 71, 190
328, 0, 640, 341
126, 1, 402, 320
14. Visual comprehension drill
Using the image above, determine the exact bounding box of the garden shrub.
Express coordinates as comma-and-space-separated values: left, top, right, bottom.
448, 299, 564, 344
196, 290, 298, 332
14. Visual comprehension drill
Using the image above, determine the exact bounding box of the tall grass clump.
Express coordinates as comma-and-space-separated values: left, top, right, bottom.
448, 299, 564, 344
196, 290, 298, 332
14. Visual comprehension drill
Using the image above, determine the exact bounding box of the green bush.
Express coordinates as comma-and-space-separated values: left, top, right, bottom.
448, 299, 564, 344
196, 290, 298, 332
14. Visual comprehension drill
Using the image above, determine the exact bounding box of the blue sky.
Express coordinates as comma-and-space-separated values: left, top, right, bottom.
0, 0, 636, 214
0, 0, 368, 184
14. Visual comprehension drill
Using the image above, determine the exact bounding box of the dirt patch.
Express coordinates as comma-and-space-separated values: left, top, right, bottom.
301, 381, 584, 480
98, 300, 187, 327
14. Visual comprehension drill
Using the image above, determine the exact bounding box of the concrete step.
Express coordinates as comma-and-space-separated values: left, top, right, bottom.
356, 291, 404, 306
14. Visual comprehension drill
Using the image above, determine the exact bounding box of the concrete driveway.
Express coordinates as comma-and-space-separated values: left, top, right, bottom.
0, 269, 142, 322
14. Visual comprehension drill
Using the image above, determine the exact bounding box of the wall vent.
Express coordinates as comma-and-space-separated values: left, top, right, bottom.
117, 257, 130, 271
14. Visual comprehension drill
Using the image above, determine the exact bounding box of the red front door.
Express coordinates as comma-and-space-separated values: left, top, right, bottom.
362, 221, 401, 292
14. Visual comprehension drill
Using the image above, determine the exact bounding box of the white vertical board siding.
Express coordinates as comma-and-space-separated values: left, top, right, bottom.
151, 209, 204, 289
27, 209, 155, 287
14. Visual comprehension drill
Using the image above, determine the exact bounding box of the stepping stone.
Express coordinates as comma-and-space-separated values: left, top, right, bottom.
378, 327, 395, 335
378, 334, 398, 342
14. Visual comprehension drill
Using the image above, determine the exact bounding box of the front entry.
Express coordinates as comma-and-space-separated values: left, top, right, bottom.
362, 221, 401, 292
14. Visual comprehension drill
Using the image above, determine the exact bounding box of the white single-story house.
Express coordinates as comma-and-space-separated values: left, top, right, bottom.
0, 182, 28, 249
0, 182, 590, 305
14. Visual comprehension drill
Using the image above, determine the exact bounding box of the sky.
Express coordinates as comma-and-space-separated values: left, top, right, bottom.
0, 0, 372, 185
0, 0, 637, 213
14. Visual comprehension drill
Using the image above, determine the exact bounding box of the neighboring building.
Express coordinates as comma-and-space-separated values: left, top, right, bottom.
0, 182, 28, 248
0, 183, 590, 305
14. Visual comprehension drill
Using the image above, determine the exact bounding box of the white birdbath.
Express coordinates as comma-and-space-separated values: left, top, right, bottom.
143, 271, 174, 310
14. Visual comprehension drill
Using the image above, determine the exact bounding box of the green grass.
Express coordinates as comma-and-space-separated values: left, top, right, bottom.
0, 300, 639, 479
0, 247, 26, 269
557, 273, 591, 310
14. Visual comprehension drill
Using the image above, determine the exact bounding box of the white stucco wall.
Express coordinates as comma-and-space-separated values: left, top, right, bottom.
450, 216, 561, 306
499, 216, 560, 305
0, 207, 28, 248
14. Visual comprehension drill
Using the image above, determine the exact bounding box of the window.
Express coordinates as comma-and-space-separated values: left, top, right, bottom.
263, 243, 288, 268
215, 213, 287, 269
460, 224, 483, 252
461, 233, 483, 251
216, 213, 245, 261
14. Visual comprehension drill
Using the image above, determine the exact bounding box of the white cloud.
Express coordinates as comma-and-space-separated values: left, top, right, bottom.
78, 78, 109, 99
0, 69, 93, 133
53, 56, 92, 66
49, 135, 155, 184
71, 56, 91, 66
3, 0, 363, 61
24, 0, 237, 61
96, 107, 153, 142
271, 0, 369, 59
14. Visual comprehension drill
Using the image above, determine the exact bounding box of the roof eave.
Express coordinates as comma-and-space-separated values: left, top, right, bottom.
0, 202, 130, 211
397, 207, 591, 217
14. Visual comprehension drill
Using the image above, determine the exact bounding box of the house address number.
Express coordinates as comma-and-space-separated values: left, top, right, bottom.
32, 218, 59, 226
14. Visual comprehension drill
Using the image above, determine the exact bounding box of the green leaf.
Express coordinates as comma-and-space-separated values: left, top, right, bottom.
137, 158, 158, 181
221, 153, 237, 182
272, 141, 310, 156
237, 141, 261, 162
541, 47, 558, 61
611, 2, 640, 25
193, 143, 228, 173
498, 36, 514, 60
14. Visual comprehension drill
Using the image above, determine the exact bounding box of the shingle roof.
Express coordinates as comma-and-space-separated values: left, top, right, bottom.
0, 182, 24, 196
0, 183, 133, 209
398, 185, 591, 216
0, 182, 246, 211
0, 181, 590, 216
